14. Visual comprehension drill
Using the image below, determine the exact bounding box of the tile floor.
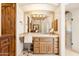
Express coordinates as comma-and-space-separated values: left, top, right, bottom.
19, 51, 58, 56
19, 49, 79, 56
65, 49, 79, 56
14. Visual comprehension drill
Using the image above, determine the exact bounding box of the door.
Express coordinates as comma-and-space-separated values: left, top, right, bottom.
1, 3, 16, 56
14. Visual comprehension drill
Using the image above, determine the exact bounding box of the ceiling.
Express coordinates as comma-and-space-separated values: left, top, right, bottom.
19, 3, 59, 12
66, 3, 79, 11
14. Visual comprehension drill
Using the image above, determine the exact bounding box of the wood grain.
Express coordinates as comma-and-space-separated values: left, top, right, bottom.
1, 3, 16, 56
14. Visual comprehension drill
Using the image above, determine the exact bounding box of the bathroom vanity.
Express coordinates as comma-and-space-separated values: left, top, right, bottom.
33, 37, 59, 54
20, 33, 59, 55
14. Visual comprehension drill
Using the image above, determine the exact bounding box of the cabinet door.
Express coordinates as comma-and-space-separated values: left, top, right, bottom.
46, 42, 53, 54
40, 42, 47, 53
40, 38, 53, 54
34, 48, 39, 54
34, 42, 39, 48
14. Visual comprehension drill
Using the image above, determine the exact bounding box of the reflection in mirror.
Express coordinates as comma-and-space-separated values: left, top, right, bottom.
24, 11, 58, 34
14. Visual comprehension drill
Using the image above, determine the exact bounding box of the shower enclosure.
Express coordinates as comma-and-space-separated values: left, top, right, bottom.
65, 11, 73, 49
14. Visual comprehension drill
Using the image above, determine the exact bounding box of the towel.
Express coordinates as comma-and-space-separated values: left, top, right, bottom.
24, 33, 32, 43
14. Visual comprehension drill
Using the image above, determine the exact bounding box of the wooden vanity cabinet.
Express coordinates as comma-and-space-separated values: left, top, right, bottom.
33, 37, 59, 54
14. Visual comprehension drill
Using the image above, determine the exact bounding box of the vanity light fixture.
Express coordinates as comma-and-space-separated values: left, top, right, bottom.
31, 14, 47, 20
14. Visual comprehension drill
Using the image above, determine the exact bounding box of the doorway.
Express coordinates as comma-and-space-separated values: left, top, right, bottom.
65, 11, 73, 49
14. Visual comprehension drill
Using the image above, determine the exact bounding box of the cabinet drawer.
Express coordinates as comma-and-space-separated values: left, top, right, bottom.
54, 48, 59, 50
54, 45, 59, 48
33, 37, 39, 42
54, 49, 59, 54
40, 38, 53, 42
54, 50, 59, 53
34, 42, 39, 48
54, 42, 59, 45
34, 48, 39, 53
54, 48, 59, 54
54, 38, 59, 41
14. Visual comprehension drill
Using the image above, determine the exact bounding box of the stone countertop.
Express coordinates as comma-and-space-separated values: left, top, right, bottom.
19, 33, 59, 38
19, 33, 59, 43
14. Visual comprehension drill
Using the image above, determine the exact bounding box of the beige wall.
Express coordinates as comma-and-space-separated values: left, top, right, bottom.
71, 9, 79, 52
16, 4, 25, 55
54, 4, 65, 56
59, 4, 65, 56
